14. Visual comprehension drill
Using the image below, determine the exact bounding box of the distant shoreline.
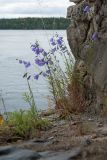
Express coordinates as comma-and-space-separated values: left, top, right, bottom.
0, 29, 66, 30
0, 17, 70, 30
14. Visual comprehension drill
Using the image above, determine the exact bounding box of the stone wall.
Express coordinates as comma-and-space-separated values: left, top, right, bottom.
67, 0, 107, 113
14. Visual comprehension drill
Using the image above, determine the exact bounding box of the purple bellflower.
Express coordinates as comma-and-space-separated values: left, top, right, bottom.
50, 37, 56, 46
42, 72, 48, 77
92, 32, 98, 40
19, 60, 31, 68
34, 74, 39, 80
18, 34, 69, 82
51, 48, 56, 54
23, 61, 28, 65
35, 58, 46, 67
43, 51, 48, 56
19, 60, 23, 64
24, 61, 31, 68
57, 37, 63, 45
31, 43, 44, 55
83, 6, 90, 13
46, 70, 51, 74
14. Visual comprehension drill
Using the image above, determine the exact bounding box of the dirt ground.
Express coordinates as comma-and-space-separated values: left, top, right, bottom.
0, 112, 107, 159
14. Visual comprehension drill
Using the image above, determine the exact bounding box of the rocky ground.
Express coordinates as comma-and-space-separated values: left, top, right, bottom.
0, 112, 107, 159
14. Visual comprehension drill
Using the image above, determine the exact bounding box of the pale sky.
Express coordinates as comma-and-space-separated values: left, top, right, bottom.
0, 0, 74, 18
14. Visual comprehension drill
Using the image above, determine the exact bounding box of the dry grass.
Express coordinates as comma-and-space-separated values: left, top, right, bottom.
66, 71, 87, 113
54, 71, 87, 118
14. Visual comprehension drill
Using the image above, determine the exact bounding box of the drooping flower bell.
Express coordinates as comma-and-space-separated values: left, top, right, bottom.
83, 6, 90, 13
34, 74, 39, 80
23, 61, 31, 68
19, 60, 23, 64
92, 32, 98, 40
42, 72, 48, 77
35, 58, 46, 67
50, 37, 56, 46
57, 37, 63, 45
19, 60, 31, 68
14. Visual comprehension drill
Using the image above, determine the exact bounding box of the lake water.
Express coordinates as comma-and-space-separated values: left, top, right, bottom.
0, 30, 70, 112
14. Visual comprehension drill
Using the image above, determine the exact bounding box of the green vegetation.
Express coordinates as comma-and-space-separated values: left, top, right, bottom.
0, 17, 70, 30
0, 76, 50, 139
7, 109, 50, 139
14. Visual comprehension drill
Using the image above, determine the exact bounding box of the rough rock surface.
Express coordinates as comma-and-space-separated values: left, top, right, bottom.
1, 137, 107, 160
0, 146, 41, 160
0, 145, 84, 160
67, 0, 107, 112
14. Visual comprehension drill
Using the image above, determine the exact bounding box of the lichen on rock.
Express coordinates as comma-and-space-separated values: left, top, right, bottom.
67, 0, 107, 113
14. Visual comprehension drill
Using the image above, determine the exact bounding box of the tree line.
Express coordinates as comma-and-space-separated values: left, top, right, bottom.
0, 17, 70, 30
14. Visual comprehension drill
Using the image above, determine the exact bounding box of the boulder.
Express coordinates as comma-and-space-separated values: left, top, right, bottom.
67, 0, 107, 112
0, 146, 41, 160
0, 145, 82, 160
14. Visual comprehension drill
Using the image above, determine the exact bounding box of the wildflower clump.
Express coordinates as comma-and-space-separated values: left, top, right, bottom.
18, 33, 74, 116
